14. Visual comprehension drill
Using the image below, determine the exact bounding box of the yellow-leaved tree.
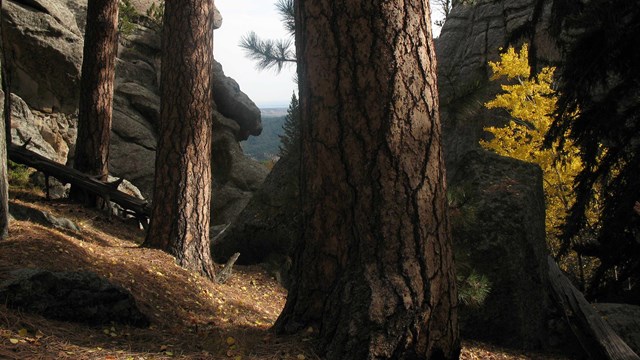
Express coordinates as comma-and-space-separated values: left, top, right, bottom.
481, 44, 597, 288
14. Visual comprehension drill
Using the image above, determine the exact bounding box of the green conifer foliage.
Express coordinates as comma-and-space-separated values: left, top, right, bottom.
278, 92, 300, 158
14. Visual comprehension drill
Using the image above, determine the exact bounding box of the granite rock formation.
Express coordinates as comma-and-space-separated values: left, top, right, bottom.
1, 0, 267, 224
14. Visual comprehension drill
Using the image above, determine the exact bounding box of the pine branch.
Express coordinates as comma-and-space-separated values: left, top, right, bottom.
239, 31, 296, 73
275, 0, 295, 36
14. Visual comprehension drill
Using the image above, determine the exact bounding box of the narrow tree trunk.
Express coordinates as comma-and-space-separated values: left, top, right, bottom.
275, 1, 460, 359
0, 108, 7, 239
0, 0, 10, 239
143, 0, 216, 279
0, 0, 11, 138
71, 0, 119, 206
0, 90, 8, 240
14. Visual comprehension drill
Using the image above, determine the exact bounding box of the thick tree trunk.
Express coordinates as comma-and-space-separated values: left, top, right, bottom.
143, 0, 216, 279
71, 0, 119, 206
275, 1, 460, 359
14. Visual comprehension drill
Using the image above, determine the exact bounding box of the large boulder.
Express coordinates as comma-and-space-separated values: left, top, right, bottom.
0, 269, 149, 327
211, 120, 269, 224
3, 92, 75, 164
9, 202, 80, 231
213, 61, 263, 140
449, 150, 549, 349
436, 0, 558, 348
1, 0, 84, 113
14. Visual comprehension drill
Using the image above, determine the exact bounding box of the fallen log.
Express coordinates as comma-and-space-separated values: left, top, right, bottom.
8, 142, 151, 223
547, 256, 640, 360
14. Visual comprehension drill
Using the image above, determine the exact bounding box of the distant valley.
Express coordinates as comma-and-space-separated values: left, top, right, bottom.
241, 108, 287, 162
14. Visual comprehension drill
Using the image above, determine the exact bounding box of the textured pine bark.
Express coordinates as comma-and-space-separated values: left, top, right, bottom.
0, 0, 9, 239
143, 0, 216, 279
274, 1, 460, 359
0, 118, 7, 239
71, 0, 119, 206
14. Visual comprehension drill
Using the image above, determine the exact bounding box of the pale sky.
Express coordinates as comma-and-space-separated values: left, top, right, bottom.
214, 1, 444, 108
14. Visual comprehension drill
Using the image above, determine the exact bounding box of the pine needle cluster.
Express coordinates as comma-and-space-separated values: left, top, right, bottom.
239, 0, 296, 73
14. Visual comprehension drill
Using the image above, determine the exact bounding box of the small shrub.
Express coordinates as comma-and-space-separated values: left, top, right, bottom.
118, 0, 138, 36
457, 271, 492, 308
8, 160, 33, 189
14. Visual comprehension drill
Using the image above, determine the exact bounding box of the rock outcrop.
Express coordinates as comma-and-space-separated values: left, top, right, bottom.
3, 92, 75, 164
0, 269, 149, 326
449, 151, 548, 348
436, 0, 559, 178
213, 151, 300, 266
212, 61, 262, 140
9, 202, 80, 231
1, 0, 84, 113
1, 0, 267, 224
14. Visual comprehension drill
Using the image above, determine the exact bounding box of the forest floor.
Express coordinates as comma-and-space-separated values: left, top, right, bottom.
0, 189, 571, 359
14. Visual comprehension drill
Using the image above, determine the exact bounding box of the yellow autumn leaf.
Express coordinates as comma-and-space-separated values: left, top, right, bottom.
18, 328, 28, 337
9, 338, 19, 344
226, 336, 236, 346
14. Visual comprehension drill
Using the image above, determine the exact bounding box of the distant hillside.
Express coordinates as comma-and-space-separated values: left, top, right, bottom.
241, 111, 287, 161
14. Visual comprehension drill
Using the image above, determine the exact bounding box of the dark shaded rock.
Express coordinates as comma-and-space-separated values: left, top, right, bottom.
596, 303, 640, 355
434, 0, 558, 349
437, 0, 560, 180
0, 269, 149, 327
211, 130, 268, 225
450, 150, 548, 349
213, 152, 299, 264
213, 61, 263, 140
9, 202, 79, 231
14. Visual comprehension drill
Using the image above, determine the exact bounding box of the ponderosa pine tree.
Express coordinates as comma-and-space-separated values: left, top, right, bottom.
143, 0, 216, 279
274, 1, 460, 358
71, 0, 119, 206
